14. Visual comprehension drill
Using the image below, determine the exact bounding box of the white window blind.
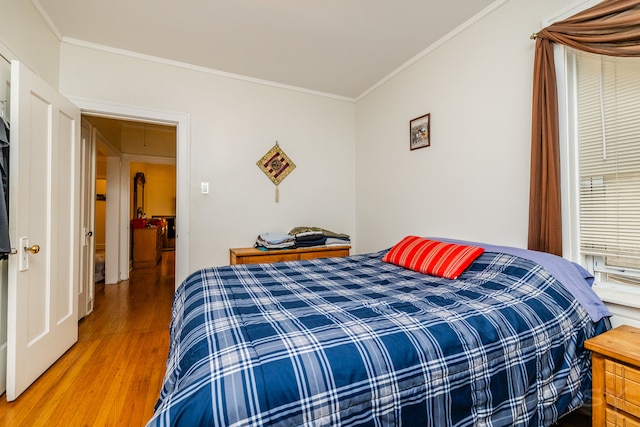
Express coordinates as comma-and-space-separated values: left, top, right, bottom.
576, 52, 640, 261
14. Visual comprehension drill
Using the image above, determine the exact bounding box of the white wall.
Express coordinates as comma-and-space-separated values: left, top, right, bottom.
354, 0, 577, 253
130, 162, 176, 218
0, 0, 584, 272
0, 0, 59, 88
58, 44, 356, 272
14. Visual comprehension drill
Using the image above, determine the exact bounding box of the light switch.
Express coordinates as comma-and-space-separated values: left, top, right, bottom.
201, 182, 209, 195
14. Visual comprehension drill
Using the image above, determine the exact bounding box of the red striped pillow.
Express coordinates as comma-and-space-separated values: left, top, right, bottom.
382, 236, 484, 279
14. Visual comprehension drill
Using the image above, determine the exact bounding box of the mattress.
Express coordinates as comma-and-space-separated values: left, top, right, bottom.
148, 246, 610, 426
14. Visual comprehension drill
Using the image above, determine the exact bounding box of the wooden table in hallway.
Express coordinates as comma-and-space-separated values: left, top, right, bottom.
0, 251, 176, 426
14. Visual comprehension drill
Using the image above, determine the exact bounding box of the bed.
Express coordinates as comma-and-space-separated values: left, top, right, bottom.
147, 237, 611, 426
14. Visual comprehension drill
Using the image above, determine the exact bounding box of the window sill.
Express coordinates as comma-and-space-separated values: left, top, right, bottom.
594, 286, 640, 310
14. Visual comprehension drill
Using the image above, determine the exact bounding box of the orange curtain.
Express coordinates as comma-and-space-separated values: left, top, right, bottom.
528, 0, 640, 255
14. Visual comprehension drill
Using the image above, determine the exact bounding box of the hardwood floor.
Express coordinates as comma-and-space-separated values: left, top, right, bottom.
0, 252, 175, 426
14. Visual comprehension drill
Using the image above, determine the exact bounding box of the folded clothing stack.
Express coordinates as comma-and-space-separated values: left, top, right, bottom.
293, 229, 327, 248
255, 232, 296, 250
289, 226, 351, 247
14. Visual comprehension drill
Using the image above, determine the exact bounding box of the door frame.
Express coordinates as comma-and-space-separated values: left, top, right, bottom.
70, 98, 190, 286
78, 118, 96, 318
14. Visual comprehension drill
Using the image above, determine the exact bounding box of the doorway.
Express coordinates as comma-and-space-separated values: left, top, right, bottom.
82, 114, 178, 299
72, 99, 190, 287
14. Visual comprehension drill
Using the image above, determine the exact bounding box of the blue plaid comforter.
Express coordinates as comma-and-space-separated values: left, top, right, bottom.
148, 250, 610, 427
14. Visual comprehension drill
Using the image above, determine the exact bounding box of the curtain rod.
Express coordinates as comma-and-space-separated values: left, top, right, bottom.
0, 52, 9, 65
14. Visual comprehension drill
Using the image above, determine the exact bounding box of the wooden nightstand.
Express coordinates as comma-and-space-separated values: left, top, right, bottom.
229, 245, 350, 265
584, 325, 640, 427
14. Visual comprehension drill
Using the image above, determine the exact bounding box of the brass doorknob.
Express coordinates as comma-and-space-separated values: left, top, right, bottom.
25, 244, 40, 254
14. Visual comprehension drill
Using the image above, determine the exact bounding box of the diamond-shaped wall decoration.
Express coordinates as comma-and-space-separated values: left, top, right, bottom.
256, 141, 296, 202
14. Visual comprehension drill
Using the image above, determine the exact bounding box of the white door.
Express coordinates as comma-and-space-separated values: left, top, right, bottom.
6, 61, 81, 401
78, 120, 96, 319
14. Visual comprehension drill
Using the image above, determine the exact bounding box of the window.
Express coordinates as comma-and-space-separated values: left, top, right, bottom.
563, 49, 640, 299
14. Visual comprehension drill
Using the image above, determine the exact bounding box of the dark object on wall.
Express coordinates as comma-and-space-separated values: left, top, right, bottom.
410, 113, 430, 150
133, 172, 145, 218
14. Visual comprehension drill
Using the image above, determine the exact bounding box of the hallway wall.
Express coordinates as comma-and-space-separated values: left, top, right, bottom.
95, 179, 106, 250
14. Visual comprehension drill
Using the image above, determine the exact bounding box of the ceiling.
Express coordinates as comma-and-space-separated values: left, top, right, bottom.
85, 116, 176, 154
86, 115, 176, 179
34, 0, 496, 99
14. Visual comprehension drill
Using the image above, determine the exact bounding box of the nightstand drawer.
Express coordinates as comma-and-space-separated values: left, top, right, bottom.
298, 247, 350, 260
230, 246, 350, 265
239, 253, 300, 264
606, 359, 640, 419
606, 407, 640, 427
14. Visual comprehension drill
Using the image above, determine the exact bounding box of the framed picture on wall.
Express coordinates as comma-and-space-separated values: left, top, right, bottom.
410, 113, 430, 150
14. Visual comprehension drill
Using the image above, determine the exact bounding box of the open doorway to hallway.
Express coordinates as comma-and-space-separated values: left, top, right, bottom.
83, 115, 176, 307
